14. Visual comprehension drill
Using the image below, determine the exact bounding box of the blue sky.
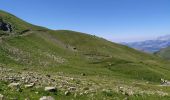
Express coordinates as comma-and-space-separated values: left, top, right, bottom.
0, 0, 170, 42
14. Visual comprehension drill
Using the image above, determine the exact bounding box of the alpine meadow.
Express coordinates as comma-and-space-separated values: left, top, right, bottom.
0, 1, 170, 100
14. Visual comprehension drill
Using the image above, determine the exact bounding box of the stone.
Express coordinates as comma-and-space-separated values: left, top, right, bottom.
39, 96, 55, 100
73, 47, 77, 50
8, 83, 20, 88
44, 87, 56, 92
51, 79, 55, 82
83, 87, 89, 90
22, 68, 28, 70
46, 74, 51, 78
108, 63, 112, 66
25, 79, 29, 83
0, 94, 4, 100
25, 98, 30, 100
161, 78, 170, 86
8, 69, 13, 72
161, 78, 165, 84
70, 78, 74, 81
68, 87, 76, 91
24, 83, 35, 88
22, 77, 26, 80
162, 81, 170, 86
81, 73, 86, 76
9, 98, 17, 100
64, 91, 70, 96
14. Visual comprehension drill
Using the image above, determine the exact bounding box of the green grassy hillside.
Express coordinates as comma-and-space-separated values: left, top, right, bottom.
0, 10, 170, 99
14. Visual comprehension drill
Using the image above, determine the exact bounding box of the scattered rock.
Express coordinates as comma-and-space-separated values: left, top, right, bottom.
0, 94, 4, 100
46, 74, 51, 78
108, 63, 112, 66
123, 97, 128, 100
24, 83, 35, 88
118, 87, 124, 93
73, 47, 77, 50
9, 98, 18, 100
51, 79, 55, 82
8, 69, 13, 72
79, 92, 84, 96
64, 91, 70, 96
25, 98, 30, 100
44, 87, 56, 92
68, 87, 76, 91
22, 68, 28, 70
70, 78, 74, 81
22, 77, 26, 80
161, 78, 170, 86
39, 96, 55, 100
83, 87, 89, 90
8, 83, 20, 88
81, 73, 86, 76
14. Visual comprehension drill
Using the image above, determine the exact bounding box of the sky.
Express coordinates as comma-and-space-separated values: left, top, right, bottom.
0, 0, 170, 42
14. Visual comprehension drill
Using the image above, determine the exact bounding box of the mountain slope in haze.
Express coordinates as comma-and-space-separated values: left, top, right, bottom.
155, 46, 170, 60
0, 10, 170, 99
123, 35, 170, 53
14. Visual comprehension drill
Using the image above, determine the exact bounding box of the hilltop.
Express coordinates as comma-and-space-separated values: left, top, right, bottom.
0, 10, 170, 100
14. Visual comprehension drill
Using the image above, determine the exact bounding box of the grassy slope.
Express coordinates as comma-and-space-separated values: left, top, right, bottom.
1, 10, 170, 99
2, 29, 170, 82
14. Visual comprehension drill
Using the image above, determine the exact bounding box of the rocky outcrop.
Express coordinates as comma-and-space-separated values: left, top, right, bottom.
0, 19, 12, 32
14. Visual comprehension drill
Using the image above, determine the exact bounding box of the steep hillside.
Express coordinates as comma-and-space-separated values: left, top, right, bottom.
0, 10, 170, 99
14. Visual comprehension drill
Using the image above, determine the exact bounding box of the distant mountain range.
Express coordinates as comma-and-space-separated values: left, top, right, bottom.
123, 34, 170, 53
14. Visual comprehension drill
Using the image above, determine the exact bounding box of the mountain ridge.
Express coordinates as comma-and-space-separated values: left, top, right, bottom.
123, 34, 170, 53
0, 10, 170, 99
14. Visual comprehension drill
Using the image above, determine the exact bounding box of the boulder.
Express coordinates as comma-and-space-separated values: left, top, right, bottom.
44, 87, 56, 92
24, 83, 35, 88
0, 94, 4, 100
64, 91, 70, 96
8, 83, 20, 88
161, 79, 170, 86
39, 96, 55, 100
